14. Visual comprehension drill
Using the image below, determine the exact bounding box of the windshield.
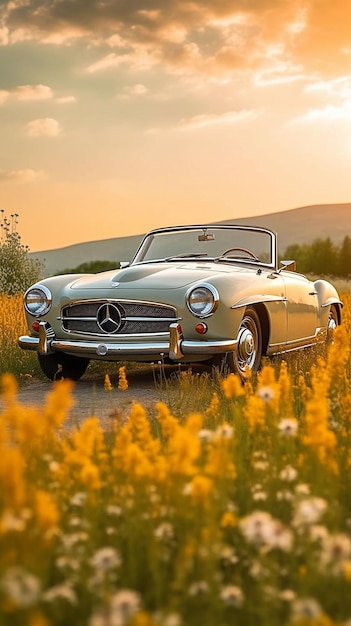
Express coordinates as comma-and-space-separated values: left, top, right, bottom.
132, 226, 276, 267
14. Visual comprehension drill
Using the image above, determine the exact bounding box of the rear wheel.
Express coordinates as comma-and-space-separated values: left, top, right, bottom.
327, 304, 339, 342
227, 307, 262, 380
38, 352, 90, 381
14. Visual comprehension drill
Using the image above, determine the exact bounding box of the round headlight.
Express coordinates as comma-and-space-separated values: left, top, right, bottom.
24, 285, 52, 316
186, 284, 219, 317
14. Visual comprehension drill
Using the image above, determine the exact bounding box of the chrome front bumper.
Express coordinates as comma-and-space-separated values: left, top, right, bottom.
18, 322, 238, 361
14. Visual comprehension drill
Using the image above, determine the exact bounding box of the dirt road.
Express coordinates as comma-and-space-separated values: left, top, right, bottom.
1, 366, 167, 430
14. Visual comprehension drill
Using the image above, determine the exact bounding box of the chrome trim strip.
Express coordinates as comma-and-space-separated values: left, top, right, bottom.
60, 316, 178, 323
59, 297, 178, 309
231, 295, 287, 310
131, 224, 277, 269
267, 328, 326, 355
18, 334, 238, 359
124, 317, 178, 322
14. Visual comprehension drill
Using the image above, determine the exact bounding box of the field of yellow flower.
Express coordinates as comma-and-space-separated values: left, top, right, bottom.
0, 294, 41, 377
1, 294, 351, 626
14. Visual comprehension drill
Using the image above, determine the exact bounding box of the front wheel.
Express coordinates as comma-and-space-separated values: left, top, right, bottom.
227, 307, 262, 380
38, 352, 90, 381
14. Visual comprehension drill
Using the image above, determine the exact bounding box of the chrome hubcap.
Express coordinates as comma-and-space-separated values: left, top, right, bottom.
327, 312, 337, 341
237, 326, 256, 367
328, 317, 337, 332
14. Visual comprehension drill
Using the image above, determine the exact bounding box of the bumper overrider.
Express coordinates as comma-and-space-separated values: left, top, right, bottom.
18, 322, 238, 361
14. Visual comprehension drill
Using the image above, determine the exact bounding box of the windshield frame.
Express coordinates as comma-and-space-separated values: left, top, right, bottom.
131, 225, 278, 270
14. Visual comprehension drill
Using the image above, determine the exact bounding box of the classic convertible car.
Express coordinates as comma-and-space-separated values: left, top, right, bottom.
18, 224, 342, 381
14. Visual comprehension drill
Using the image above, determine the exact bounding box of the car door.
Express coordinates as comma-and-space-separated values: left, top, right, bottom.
281, 271, 319, 348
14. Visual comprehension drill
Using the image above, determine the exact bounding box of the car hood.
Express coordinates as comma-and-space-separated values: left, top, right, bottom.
68, 261, 246, 291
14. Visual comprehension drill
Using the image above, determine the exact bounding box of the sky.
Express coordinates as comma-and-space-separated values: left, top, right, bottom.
1, 0, 351, 252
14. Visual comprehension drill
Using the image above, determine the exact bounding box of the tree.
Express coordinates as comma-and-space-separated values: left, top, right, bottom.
0, 211, 43, 294
59, 259, 120, 275
281, 242, 310, 273
306, 237, 338, 276
282, 237, 341, 276
338, 235, 351, 277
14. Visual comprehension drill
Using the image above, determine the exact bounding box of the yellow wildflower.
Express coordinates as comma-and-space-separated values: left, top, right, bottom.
326, 324, 350, 394
155, 402, 179, 438
130, 611, 158, 626
43, 379, 75, 431
34, 490, 59, 531
297, 372, 311, 403
63, 417, 107, 489
221, 373, 245, 399
220, 511, 237, 528
0, 447, 25, 510
104, 373, 113, 391
243, 395, 266, 432
205, 440, 236, 478
118, 365, 128, 390
257, 364, 280, 414
303, 359, 337, 472
0, 372, 18, 407
205, 392, 220, 420
341, 393, 351, 423
28, 612, 51, 626
277, 360, 295, 419
185, 474, 213, 506
128, 402, 162, 462
80, 460, 101, 489
168, 427, 201, 476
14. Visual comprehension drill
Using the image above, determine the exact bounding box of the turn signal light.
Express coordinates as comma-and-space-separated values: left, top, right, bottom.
32, 321, 40, 332
195, 322, 208, 334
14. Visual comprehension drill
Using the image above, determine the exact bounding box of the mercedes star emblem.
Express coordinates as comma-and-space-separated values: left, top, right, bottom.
97, 303, 122, 334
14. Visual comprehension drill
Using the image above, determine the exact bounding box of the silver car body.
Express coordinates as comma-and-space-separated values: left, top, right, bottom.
18, 225, 342, 379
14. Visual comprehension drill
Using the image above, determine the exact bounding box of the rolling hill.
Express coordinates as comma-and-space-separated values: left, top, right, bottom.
30, 203, 351, 276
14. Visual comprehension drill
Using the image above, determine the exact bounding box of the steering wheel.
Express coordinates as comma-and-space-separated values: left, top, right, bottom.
221, 247, 259, 261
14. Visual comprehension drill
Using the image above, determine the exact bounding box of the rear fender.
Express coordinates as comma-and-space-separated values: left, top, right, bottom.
314, 280, 343, 325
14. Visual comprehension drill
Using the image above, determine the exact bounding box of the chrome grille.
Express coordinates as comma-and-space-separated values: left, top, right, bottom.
61, 300, 177, 336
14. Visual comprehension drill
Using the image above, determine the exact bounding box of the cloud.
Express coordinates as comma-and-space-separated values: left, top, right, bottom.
0, 168, 46, 183
118, 84, 149, 98
2, 1, 351, 82
304, 77, 351, 98
26, 118, 62, 137
56, 95, 76, 104
292, 101, 351, 124
0, 26, 9, 45
86, 52, 122, 73
0, 90, 10, 104
86, 50, 157, 73
14, 84, 53, 101
0, 83, 75, 104
179, 109, 258, 130
255, 62, 307, 87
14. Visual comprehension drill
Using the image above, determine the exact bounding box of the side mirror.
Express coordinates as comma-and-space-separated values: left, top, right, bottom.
120, 261, 130, 268
280, 259, 296, 272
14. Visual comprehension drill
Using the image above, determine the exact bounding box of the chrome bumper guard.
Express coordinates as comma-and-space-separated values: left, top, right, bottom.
18, 322, 238, 360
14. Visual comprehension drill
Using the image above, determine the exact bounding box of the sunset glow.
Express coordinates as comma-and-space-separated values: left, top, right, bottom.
1, 0, 351, 251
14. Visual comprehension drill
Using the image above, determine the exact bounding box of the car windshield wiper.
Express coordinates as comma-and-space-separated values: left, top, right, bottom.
164, 253, 209, 261
133, 253, 210, 265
